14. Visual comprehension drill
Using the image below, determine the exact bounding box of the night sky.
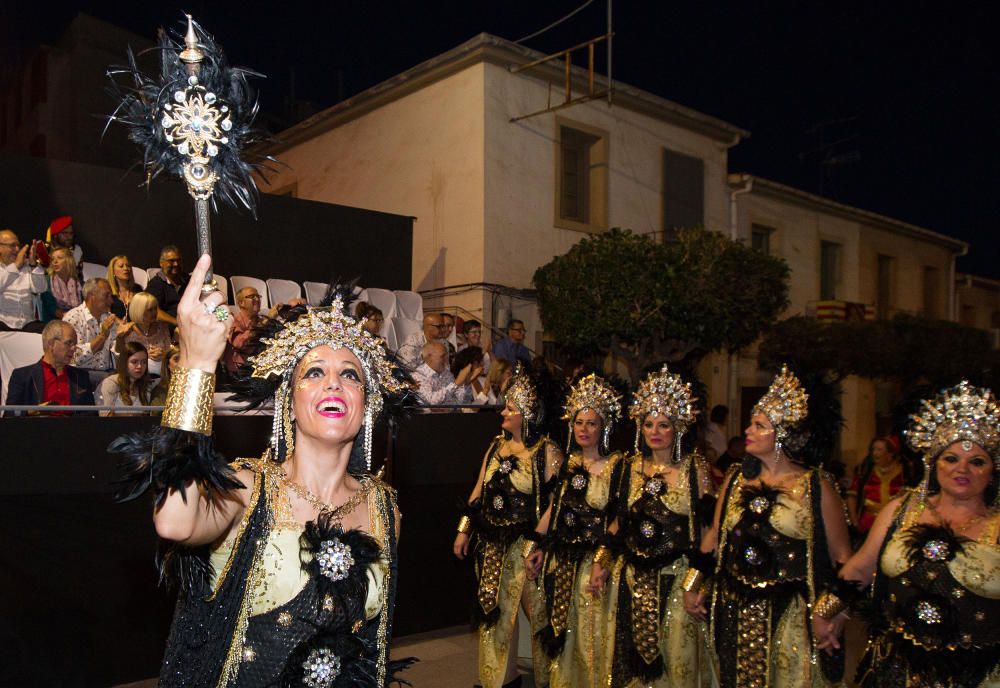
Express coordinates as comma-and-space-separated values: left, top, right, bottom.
3, 1, 997, 277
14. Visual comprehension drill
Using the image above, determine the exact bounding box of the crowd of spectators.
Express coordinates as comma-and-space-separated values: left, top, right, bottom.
1, 218, 536, 414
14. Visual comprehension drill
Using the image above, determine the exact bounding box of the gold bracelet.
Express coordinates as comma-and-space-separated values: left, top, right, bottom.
160, 367, 216, 435
522, 539, 538, 558
594, 545, 613, 570
457, 515, 472, 534
681, 568, 704, 593
814, 592, 847, 620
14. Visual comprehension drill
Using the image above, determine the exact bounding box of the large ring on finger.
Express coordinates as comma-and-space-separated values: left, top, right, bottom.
204, 302, 230, 321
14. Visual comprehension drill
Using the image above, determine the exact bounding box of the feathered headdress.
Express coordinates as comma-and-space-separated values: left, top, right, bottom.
563, 374, 622, 454
753, 364, 810, 456
629, 365, 698, 457
505, 364, 539, 423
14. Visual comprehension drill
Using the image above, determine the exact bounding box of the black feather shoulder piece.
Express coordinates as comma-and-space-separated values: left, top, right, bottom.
109, 427, 244, 506
900, 523, 968, 569
300, 511, 384, 618
739, 482, 784, 522
105, 15, 275, 215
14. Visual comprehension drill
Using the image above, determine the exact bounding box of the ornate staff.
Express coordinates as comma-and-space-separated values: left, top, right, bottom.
107, 14, 272, 296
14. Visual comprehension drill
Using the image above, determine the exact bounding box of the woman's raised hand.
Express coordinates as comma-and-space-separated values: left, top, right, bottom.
177, 254, 232, 374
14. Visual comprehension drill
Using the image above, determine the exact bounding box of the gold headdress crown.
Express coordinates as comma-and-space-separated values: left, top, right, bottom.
504, 365, 538, 422
563, 373, 622, 425
753, 365, 809, 442
906, 380, 1000, 459
247, 295, 407, 469
629, 365, 698, 432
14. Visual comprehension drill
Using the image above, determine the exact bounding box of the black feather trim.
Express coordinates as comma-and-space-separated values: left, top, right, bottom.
471, 601, 501, 629
900, 523, 968, 569
280, 628, 375, 688
636, 655, 665, 683
739, 482, 784, 522
825, 576, 869, 609
155, 540, 211, 595
109, 426, 244, 506
386, 657, 417, 686
300, 513, 383, 618
105, 16, 277, 216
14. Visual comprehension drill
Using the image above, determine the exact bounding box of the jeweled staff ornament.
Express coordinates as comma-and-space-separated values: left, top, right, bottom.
106, 14, 272, 293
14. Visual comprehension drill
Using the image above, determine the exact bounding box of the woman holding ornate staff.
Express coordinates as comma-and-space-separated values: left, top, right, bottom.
112, 256, 412, 687
813, 381, 1000, 688
590, 365, 714, 687
453, 367, 563, 688
533, 373, 624, 687
683, 365, 851, 688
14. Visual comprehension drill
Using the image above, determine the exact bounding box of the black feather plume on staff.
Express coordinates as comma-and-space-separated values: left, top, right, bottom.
104, 15, 276, 216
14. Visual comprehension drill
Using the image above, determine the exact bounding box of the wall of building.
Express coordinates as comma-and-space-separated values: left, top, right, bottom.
257, 64, 488, 319
956, 277, 1000, 332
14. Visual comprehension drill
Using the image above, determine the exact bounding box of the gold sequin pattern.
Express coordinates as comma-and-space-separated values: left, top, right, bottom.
632, 568, 661, 665
549, 560, 577, 637
478, 541, 505, 616
736, 599, 770, 688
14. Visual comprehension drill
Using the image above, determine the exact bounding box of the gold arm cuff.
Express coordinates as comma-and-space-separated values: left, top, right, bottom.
160, 367, 216, 435
594, 545, 613, 570
681, 568, 705, 593
457, 515, 473, 534
522, 539, 538, 558
814, 592, 848, 620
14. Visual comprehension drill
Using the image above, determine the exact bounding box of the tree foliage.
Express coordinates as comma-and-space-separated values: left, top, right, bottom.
759, 314, 998, 388
533, 227, 790, 380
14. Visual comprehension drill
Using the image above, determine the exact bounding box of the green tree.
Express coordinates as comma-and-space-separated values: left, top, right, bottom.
533, 227, 790, 381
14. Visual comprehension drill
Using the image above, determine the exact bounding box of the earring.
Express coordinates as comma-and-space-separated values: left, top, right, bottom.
363, 404, 374, 472
633, 426, 641, 455
673, 431, 683, 463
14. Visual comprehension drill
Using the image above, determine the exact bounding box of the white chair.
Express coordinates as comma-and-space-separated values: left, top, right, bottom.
267, 278, 302, 308
131, 266, 148, 289
80, 262, 105, 283
303, 281, 330, 306
364, 288, 397, 320
393, 290, 423, 321
380, 318, 398, 351
146, 267, 161, 283
0, 332, 44, 406
230, 276, 269, 309
390, 317, 423, 352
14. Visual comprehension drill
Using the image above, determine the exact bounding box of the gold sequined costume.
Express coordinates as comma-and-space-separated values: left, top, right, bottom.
537, 451, 625, 688
473, 435, 562, 688
711, 468, 842, 688
611, 454, 714, 687
856, 493, 1000, 688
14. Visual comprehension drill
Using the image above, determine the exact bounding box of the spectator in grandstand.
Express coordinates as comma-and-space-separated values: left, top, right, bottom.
145, 245, 188, 325
152, 344, 180, 406
107, 255, 139, 318
354, 302, 385, 339
97, 340, 156, 416
5, 320, 95, 415
492, 319, 531, 366
486, 357, 514, 403
453, 345, 495, 407
45, 247, 82, 319
440, 312, 457, 360
45, 216, 82, 265
118, 292, 172, 376
223, 286, 262, 374
397, 311, 447, 371
0, 229, 47, 330
64, 277, 121, 371
412, 340, 476, 407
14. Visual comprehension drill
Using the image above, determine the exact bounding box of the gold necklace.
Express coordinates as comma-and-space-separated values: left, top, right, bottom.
282, 472, 371, 524
927, 500, 988, 534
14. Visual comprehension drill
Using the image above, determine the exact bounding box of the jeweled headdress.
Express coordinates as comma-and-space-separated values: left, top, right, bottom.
563, 374, 622, 453
504, 365, 538, 423
629, 365, 698, 456
906, 381, 999, 460
230, 285, 411, 471
753, 365, 809, 455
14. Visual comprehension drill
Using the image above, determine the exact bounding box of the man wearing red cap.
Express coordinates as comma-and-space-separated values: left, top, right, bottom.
46, 216, 82, 265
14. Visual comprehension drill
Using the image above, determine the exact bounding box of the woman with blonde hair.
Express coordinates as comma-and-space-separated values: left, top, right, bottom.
107, 254, 138, 318
119, 291, 172, 375
46, 246, 82, 319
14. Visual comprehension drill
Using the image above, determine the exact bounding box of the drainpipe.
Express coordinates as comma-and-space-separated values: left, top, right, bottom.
949, 242, 969, 321
726, 173, 754, 434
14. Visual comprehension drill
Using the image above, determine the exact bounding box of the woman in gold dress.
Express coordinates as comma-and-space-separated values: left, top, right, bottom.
534, 374, 625, 688
683, 366, 852, 688
454, 368, 563, 688
113, 257, 412, 687
813, 381, 1000, 688
590, 365, 714, 687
